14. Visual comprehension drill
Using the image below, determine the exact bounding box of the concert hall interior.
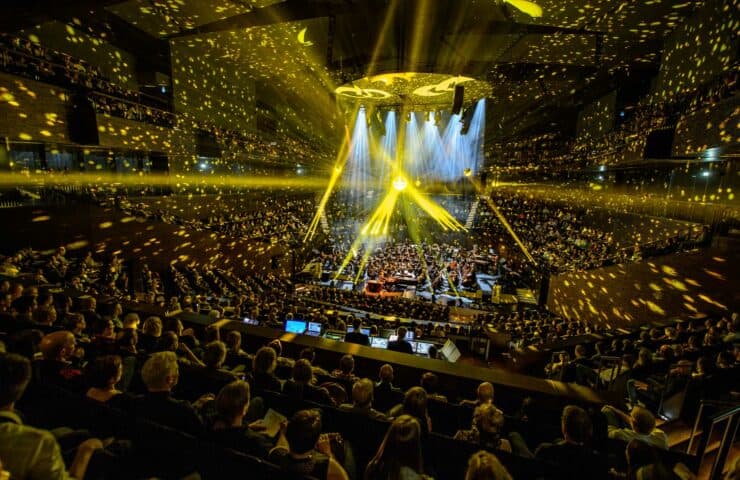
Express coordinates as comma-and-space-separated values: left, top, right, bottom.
0, 1, 738, 479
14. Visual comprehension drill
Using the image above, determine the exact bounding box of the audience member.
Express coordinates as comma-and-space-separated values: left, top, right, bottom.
365, 415, 430, 480
0, 353, 103, 480
268, 409, 349, 480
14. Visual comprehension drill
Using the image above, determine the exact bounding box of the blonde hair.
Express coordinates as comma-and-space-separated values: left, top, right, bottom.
141, 351, 178, 390
465, 450, 512, 480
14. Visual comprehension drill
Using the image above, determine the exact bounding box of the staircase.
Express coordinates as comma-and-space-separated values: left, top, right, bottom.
319, 209, 330, 235
464, 197, 481, 229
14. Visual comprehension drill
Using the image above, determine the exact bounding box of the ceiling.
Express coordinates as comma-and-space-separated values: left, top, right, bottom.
0, 0, 713, 145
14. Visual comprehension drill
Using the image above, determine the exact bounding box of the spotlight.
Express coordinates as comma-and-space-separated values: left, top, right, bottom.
392, 176, 408, 191
434, 110, 442, 126
405, 112, 411, 123
463, 168, 472, 177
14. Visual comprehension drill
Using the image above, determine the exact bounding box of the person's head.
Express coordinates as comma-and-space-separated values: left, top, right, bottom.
299, 347, 316, 364
141, 351, 179, 392
122, 313, 140, 330
80, 296, 96, 312
33, 305, 57, 326
85, 355, 123, 389
142, 316, 162, 337
476, 382, 494, 404
630, 406, 656, 435
420, 372, 441, 394
574, 344, 587, 359
402, 386, 428, 421
352, 317, 362, 330
67, 313, 86, 333
286, 409, 322, 454
91, 317, 115, 339
117, 328, 138, 349
292, 358, 314, 384
637, 348, 652, 366
379, 364, 394, 383
253, 346, 277, 375
12, 295, 35, 315
0, 353, 32, 409
473, 403, 505, 435
351, 378, 374, 407
561, 405, 592, 444
397, 326, 408, 340
225, 331, 242, 351
158, 331, 179, 352
216, 380, 250, 424
267, 339, 282, 357
39, 331, 76, 362
428, 345, 438, 359
203, 341, 227, 369
370, 415, 424, 476
339, 354, 354, 375
464, 450, 512, 480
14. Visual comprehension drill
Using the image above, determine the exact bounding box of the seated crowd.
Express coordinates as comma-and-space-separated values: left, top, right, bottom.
0, 245, 736, 479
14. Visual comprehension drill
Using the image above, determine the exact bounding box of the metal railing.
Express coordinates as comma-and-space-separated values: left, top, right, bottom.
687, 399, 740, 480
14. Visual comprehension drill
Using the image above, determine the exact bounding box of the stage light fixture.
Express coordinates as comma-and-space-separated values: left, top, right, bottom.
392, 176, 408, 191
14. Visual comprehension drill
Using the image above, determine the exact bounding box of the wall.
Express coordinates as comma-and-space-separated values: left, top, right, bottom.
652, 0, 737, 100
576, 90, 616, 142
547, 238, 738, 327
0, 72, 70, 142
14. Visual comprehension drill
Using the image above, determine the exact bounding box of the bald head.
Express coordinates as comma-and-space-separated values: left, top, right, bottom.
40, 331, 76, 361
477, 382, 494, 404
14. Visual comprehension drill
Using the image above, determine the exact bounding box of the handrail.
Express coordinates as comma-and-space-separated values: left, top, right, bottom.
687, 400, 740, 480
688, 399, 740, 453
710, 405, 740, 423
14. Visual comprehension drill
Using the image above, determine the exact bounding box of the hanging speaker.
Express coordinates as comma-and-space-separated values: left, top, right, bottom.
451, 85, 464, 115
67, 93, 99, 145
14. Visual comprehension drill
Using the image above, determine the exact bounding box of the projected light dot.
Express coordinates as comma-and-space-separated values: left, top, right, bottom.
392, 176, 408, 192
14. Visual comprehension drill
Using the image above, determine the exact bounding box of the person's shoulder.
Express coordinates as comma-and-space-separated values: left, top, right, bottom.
6, 421, 59, 447
338, 403, 353, 412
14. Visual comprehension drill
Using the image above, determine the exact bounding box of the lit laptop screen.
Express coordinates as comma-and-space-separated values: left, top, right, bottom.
370, 337, 389, 349
285, 320, 307, 334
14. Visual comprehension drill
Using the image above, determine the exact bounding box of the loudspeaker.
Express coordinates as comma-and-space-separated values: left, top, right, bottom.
195, 129, 222, 158
67, 94, 99, 145
150, 153, 169, 173
538, 272, 550, 307
451, 85, 464, 115
643, 128, 675, 159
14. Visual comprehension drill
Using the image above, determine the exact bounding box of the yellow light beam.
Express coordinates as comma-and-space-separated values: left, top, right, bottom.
0, 172, 328, 190
304, 122, 354, 242
468, 177, 536, 264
